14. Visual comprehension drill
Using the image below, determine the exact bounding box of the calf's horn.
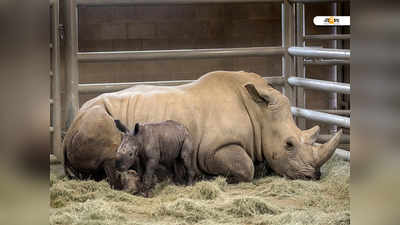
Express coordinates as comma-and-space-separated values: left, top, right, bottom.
315, 129, 343, 167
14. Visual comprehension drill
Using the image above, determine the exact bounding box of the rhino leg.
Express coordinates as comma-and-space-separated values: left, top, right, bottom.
207, 145, 254, 183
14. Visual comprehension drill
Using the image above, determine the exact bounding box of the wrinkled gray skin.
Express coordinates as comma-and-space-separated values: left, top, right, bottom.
62, 71, 342, 188
114, 119, 197, 194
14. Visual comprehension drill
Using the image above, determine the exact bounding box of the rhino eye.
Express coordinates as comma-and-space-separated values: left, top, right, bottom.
129, 152, 133, 157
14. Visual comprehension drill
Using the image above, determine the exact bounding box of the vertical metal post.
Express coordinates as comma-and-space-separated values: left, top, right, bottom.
328, 2, 338, 134
282, 0, 295, 104
51, 0, 63, 162
64, 0, 79, 129
336, 2, 345, 112
295, 2, 306, 129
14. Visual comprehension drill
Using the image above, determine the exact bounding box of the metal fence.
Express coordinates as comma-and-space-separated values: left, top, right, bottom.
51, 0, 350, 161
50, 0, 62, 161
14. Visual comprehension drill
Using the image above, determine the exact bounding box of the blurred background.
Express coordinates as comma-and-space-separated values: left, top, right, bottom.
351, 0, 400, 225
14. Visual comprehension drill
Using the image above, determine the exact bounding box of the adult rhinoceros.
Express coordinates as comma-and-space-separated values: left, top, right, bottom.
63, 71, 342, 187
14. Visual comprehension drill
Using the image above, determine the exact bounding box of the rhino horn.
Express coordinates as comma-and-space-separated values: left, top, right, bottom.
315, 129, 343, 167
302, 125, 320, 144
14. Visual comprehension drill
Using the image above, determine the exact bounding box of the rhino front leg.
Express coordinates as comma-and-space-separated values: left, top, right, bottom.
206, 145, 254, 183
140, 158, 159, 196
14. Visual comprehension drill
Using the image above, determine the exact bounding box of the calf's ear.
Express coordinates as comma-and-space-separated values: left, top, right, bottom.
114, 120, 129, 134
133, 123, 140, 136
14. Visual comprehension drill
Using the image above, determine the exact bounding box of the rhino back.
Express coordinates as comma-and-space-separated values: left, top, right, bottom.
84, 71, 266, 172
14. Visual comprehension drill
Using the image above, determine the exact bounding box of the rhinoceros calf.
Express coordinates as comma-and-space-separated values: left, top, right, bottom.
62, 71, 342, 188
113, 119, 196, 193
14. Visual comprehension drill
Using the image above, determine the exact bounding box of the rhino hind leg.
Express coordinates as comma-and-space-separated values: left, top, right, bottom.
206, 145, 254, 183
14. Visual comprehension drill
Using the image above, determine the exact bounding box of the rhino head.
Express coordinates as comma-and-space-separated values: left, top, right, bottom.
114, 120, 142, 172
244, 82, 342, 180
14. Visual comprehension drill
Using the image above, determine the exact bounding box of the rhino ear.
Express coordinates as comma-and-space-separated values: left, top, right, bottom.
114, 120, 129, 134
244, 83, 271, 105
133, 123, 140, 136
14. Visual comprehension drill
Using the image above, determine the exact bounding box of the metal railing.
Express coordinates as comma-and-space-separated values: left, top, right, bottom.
304, 59, 350, 65
288, 47, 350, 59
291, 107, 350, 128
77, 0, 284, 5
290, 0, 350, 153
76, 0, 348, 4
304, 34, 351, 40
79, 77, 284, 94
78, 47, 285, 62
287, 77, 350, 94
50, 0, 62, 162
291, 0, 349, 2
56, 0, 351, 161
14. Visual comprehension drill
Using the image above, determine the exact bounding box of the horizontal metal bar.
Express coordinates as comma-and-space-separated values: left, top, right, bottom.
77, 47, 285, 62
304, 59, 350, 65
77, 0, 283, 6
288, 77, 350, 94
79, 76, 284, 94
304, 34, 351, 40
316, 109, 350, 116
291, 107, 350, 128
291, 0, 349, 2
318, 134, 350, 144
288, 47, 350, 59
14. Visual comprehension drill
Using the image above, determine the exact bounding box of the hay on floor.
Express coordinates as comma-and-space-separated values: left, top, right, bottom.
50, 155, 349, 225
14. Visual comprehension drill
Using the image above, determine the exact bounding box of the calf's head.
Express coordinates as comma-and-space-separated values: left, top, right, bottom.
244, 82, 342, 180
114, 120, 142, 171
